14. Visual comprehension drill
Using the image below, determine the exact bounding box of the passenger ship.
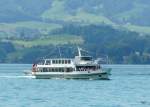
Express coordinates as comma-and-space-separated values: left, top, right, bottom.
31, 48, 111, 79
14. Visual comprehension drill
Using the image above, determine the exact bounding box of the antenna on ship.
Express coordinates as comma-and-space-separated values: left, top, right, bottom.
77, 46, 90, 57
77, 47, 82, 57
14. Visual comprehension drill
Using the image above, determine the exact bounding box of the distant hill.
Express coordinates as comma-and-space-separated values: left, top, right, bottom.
0, 0, 150, 64
0, 0, 150, 34
0, 0, 150, 26
1, 24, 150, 64
0, 0, 52, 22
41, 0, 150, 26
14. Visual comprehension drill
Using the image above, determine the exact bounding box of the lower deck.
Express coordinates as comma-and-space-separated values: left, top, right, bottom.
32, 70, 109, 80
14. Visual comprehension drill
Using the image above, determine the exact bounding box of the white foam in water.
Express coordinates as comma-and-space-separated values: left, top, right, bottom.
0, 75, 35, 79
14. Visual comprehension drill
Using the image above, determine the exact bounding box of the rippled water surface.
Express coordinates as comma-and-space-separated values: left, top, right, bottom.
0, 64, 150, 107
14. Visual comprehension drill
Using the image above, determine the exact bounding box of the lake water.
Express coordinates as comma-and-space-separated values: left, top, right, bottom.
0, 64, 150, 107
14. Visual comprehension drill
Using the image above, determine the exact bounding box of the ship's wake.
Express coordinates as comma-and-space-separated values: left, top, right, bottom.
0, 75, 35, 79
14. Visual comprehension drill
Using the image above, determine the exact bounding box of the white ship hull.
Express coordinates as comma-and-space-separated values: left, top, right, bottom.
32, 70, 110, 80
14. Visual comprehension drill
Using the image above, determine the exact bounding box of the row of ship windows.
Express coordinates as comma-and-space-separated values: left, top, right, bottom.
76, 66, 100, 71
38, 66, 100, 72
45, 60, 71, 65
39, 68, 74, 72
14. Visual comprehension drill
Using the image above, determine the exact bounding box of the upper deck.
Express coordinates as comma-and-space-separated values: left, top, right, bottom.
37, 58, 75, 68
36, 47, 99, 68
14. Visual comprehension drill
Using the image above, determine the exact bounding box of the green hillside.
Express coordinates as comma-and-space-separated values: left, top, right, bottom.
12, 35, 83, 48
124, 24, 150, 35
1, 24, 150, 64
0, 21, 61, 37
42, 0, 115, 25
0, 0, 150, 35
0, 0, 150, 63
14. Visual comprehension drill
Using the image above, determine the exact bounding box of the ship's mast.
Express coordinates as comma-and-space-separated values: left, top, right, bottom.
78, 47, 82, 57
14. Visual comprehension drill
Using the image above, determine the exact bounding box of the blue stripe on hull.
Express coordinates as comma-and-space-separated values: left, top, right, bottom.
34, 73, 109, 80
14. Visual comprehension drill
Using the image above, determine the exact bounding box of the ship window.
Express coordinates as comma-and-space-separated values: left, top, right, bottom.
62, 60, 64, 64
59, 68, 64, 72
52, 68, 54, 72
68, 60, 71, 64
59, 60, 61, 64
43, 68, 48, 72
59, 68, 61, 72
56, 68, 60, 72
46, 60, 51, 65
81, 57, 92, 61
55, 68, 57, 72
66, 68, 73, 72
39, 68, 43, 72
52, 60, 55, 64
56, 60, 58, 64
65, 60, 67, 64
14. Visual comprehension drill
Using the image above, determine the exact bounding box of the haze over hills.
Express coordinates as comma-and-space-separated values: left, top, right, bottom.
0, 0, 150, 63
0, 0, 150, 35
0, 0, 150, 25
